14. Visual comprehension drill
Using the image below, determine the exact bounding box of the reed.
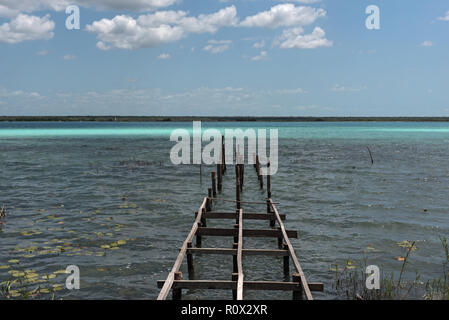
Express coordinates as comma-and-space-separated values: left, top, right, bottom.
333, 238, 449, 300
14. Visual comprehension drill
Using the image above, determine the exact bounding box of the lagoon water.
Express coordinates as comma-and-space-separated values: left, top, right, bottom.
1, 121, 449, 299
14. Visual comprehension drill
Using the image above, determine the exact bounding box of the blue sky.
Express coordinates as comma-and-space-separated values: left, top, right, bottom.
0, 0, 448, 116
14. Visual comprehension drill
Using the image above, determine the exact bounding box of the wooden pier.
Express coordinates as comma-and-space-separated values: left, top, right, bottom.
157, 144, 322, 300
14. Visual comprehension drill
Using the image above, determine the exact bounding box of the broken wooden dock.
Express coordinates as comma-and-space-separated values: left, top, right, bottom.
157, 145, 323, 300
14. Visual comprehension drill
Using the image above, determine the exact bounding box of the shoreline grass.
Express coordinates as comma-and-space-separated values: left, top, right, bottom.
332, 238, 449, 300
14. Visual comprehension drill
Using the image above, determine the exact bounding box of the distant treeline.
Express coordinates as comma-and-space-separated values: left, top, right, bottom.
2, 116, 449, 122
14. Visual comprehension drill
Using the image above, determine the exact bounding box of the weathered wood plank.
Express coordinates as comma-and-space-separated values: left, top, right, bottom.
157, 280, 324, 292
196, 227, 297, 238
210, 198, 279, 205
237, 209, 244, 300
157, 197, 208, 300
270, 200, 313, 300
199, 212, 286, 221
186, 248, 289, 256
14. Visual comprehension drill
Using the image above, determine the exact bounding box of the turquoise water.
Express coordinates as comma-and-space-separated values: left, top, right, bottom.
1, 121, 449, 300
2, 122, 449, 139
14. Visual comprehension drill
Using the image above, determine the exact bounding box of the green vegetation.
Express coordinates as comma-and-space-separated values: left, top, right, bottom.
332, 238, 449, 300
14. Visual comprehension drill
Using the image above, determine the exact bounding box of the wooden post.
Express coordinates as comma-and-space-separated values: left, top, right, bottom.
236, 179, 241, 210
187, 242, 194, 280
222, 136, 226, 173
256, 155, 263, 189
267, 199, 275, 227
233, 225, 239, 245
211, 172, 217, 197
292, 273, 304, 300
267, 159, 274, 227
172, 272, 183, 300
196, 222, 202, 248
256, 155, 260, 173
232, 273, 238, 300
267, 160, 271, 198
207, 188, 212, 212
217, 163, 222, 191
240, 164, 244, 190
277, 227, 283, 249
235, 164, 240, 185
232, 243, 238, 273
201, 207, 207, 228
283, 244, 289, 278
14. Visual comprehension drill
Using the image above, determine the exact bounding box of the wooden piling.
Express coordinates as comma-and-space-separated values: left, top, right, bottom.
232, 243, 238, 273
283, 244, 289, 277
267, 160, 271, 198
256, 155, 263, 189
172, 272, 183, 300
277, 227, 283, 249
240, 164, 244, 190
292, 273, 304, 300
196, 222, 202, 248
207, 188, 212, 212
222, 136, 226, 173
201, 207, 207, 228
217, 163, 222, 191
236, 179, 241, 210
211, 172, 217, 197
232, 273, 238, 300
233, 225, 239, 244
267, 199, 275, 227
187, 242, 194, 280
256, 155, 260, 173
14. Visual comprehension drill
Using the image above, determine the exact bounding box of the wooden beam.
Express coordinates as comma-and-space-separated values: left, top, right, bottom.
199, 212, 286, 221
157, 280, 324, 292
157, 197, 208, 300
186, 248, 289, 257
196, 227, 297, 238
237, 209, 243, 300
209, 198, 280, 205
211, 171, 217, 197
270, 200, 313, 300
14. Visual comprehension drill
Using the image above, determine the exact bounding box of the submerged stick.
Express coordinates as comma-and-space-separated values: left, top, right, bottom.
366, 146, 374, 165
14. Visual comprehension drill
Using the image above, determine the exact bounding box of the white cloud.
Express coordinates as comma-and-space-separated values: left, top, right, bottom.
0, 0, 178, 17
288, 0, 321, 3
63, 54, 77, 60
157, 53, 171, 59
240, 4, 326, 29
438, 11, 449, 21
76, 0, 179, 11
331, 84, 366, 92
276, 26, 332, 49
0, 87, 44, 99
273, 88, 306, 94
0, 0, 68, 17
1, 86, 340, 116
421, 40, 433, 47
251, 50, 267, 61
253, 39, 265, 48
86, 6, 238, 50
203, 39, 232, 54
36, 50, 49, 55
0, 14, 54, 43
